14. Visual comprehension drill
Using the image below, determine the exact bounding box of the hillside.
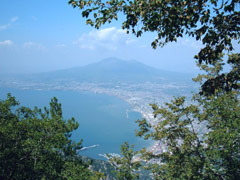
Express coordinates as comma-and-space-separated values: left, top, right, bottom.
4, 57, 193, 84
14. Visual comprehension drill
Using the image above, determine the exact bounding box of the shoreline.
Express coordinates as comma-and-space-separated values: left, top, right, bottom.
0, 82, 189, 158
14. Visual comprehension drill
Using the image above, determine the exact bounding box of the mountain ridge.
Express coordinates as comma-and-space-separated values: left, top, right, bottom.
1, 57, 194, 84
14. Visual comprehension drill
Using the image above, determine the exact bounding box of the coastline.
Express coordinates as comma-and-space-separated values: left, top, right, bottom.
0, 81, 193, 158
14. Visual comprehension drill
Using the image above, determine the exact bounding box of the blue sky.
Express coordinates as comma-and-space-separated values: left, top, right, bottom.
0, 0, 204, 74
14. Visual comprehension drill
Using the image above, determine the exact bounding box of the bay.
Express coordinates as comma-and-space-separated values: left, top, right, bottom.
0, 87, 147, 160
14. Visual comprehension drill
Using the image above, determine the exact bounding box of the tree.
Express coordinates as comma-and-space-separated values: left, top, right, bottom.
69, 0, 239, 95
136, 90, 240, 180
0, 94, 93, 180
67, 1, 240, 179
135, 60, 240, 179
194, 53, 240, 96
107, 142, 141, 180
135, 54, 240, 179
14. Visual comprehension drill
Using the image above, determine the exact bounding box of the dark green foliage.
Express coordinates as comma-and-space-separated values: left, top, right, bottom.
194, 53, 240, 96
137, 96, 206, 180
68, 0, 240, 95
136, 91, 240, 180
134, 47, 240, 180
135, 55, 240, 179
66, 1, 240, 179
68, 0, 239, 60
108, 142, 142, 180
202, 93, 240, 179
67, 1, 240, 179
134, 58, 240, 179
81, 155, 117, 180
0, 94, 93, 180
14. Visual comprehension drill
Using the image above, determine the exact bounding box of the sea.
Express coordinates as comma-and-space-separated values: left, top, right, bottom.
0, 87, 148, 160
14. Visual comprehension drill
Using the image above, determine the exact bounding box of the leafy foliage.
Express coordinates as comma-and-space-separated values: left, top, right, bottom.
0, 94, 94, 180
68, 1, 240, 179
68, 0, 239, 57
136, 91, 240, 180
69, 0, 240, 95
193, 53, 240, 96
108, 142, 141, 180
134, 58, 240, 179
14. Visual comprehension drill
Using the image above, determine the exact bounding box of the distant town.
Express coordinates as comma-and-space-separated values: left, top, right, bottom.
0, 76, 203, 156
0, 58, 204, 157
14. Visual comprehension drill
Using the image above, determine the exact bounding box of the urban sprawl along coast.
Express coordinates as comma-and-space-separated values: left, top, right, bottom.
0, 79, 204, 156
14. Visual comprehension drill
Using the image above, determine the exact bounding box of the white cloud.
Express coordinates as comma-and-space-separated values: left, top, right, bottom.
0, 40, 13, 46
0, 24, 10, 30
23, 42, 45, 50
0, 16, 19, 30
73, 27, 135, 50
11, 16, 19, 22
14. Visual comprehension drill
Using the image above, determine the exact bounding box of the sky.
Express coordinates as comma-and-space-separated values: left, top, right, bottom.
0, 0, 204, 74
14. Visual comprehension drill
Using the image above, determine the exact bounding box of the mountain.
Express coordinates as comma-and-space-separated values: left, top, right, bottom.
25, 57, 193, 84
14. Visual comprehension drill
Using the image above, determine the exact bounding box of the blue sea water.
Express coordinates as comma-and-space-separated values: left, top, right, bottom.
0, 87, 148, 160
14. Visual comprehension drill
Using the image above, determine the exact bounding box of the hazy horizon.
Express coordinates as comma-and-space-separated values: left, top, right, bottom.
0, 0, 205, 74
0, 57, 199, 76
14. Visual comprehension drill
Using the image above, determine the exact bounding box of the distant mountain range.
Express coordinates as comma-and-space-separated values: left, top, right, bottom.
1, 57, 194, 84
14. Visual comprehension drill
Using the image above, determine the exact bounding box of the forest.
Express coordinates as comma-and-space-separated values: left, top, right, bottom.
1, 0, 239, 179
